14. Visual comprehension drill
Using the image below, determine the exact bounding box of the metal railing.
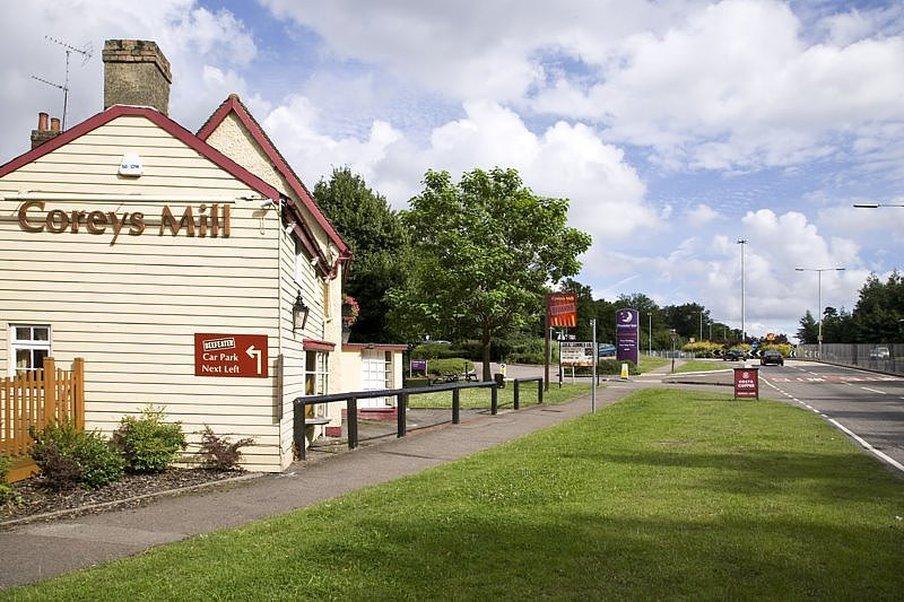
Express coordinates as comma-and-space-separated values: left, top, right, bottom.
797, 343, 902, 376
293, 377, 544, 459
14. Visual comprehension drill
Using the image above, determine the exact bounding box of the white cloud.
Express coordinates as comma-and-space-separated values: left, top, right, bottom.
263, 97, 654, 242
262, 0, 904, 175
686, 203, 719, 226
0, 0, 258, 161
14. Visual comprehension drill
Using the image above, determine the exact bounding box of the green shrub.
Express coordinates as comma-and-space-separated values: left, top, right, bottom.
30, 422, 125, 489
112, 407, 186, 474
0, 455, 17, 505
595, 359, 639, 375
681, 341, 723, 358
760, 343, 792, 357
197, 426, 253, 472
410, 343, 459, 360
426, 358, 474, 376
503, 337, 552, 365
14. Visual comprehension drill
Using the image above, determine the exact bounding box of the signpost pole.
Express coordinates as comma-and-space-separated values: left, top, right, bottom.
591, 318, 597, 413
544, 296, 550, 392
558, 331, 563, 389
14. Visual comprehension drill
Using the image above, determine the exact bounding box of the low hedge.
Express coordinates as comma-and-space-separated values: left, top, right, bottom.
426, 358, 474, 376
30, 422, 125, 489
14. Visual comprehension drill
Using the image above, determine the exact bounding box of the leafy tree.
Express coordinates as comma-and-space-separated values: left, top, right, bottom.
559, 278, 596, 341
314, 167, 410, 342
853, 272, 903, 342
388, 168, 592, 380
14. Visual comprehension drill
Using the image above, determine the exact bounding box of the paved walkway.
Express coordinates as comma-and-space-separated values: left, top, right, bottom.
0, 383, 639, 589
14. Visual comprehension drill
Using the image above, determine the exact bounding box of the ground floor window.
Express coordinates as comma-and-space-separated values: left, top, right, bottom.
10, 324, 52, 376
304, 351, 329, 396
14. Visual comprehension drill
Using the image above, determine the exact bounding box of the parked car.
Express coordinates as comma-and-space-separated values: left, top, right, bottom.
598, 343, 616, 358
761, 349, 784, 366
869, 346, 890, 359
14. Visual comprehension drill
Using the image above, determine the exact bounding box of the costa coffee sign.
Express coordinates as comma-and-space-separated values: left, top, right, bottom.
17, 201, 231, 244
733, 367, 759, 399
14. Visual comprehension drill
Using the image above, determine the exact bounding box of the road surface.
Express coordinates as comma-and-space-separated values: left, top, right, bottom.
760, 361, 904, 471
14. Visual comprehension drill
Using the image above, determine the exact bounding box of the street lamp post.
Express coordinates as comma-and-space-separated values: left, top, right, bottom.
853, 203, 904, 208
795, 266, 846, 359
737, 239, 747, 342
648, 313, 652, 356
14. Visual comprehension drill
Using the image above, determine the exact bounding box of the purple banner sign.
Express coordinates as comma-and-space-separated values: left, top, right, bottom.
615, 308, 639, 365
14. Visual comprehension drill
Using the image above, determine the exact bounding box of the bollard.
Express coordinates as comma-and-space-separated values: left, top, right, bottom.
538, 379, 544, 404
620, 362, 629, 379
452, 388, 461, 424
491, 385, 498, 415
397, 393, 407, 437
347, 397, 358, 450
513, 379, 520, 410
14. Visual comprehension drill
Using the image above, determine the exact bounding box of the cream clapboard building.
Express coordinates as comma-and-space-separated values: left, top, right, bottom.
0, 40, 403, 472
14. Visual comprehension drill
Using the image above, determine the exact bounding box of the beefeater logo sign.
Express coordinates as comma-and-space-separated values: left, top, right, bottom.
547, 293, 577, 328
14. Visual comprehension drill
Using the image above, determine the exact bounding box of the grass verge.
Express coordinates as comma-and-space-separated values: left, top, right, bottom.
8, 389, 903, 599
408, 381, 598, 410
674, 359, 731, 373
638, 354, 670, 373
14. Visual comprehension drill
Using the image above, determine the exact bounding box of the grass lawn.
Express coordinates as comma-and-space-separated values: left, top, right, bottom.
408, 381, 598, 410
674, 359, 731, 373
638, 354, 670, 373
8, 389, 904, 600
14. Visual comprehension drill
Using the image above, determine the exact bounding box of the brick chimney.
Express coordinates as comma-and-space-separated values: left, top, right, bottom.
31, 112, 62, 149
102, 39, 172, 115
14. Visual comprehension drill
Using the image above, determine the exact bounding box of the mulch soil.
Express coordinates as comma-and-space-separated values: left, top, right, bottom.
1, 468, 245, 523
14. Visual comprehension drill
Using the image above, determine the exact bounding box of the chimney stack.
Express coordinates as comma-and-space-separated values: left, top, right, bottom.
31, 112, 62, 149
102, 39, 172, 115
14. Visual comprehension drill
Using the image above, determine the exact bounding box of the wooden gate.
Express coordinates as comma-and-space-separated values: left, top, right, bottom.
1, 357, 85, 482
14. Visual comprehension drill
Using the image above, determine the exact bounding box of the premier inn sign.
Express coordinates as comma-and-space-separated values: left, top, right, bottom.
17, 201, 231, 244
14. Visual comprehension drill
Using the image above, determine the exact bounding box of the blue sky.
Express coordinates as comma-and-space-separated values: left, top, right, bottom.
1, 0, 901, 340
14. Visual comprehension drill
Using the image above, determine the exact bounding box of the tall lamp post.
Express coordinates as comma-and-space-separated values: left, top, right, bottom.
737, 239, 747, 342
795, 266, 845, 359
853, 203, 904, 208
648, 313, 653, 356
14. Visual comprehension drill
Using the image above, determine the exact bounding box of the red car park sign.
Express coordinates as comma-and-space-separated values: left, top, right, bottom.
733, 367, 759, 399
194, 333, 268, 378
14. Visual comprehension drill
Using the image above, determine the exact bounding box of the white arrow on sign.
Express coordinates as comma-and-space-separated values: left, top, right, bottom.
246, 345, 262, 375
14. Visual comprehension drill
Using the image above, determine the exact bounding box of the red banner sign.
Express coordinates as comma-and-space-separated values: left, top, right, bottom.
194, 333, 268, 378
733, 367, 759, 399
547, 293, 577, 328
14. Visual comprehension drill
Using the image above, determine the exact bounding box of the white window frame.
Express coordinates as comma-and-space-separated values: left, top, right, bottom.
304, 350, 330, 397
9, 324, 52, 376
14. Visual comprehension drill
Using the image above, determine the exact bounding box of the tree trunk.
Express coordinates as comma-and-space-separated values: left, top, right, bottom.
481, 331, 492, 381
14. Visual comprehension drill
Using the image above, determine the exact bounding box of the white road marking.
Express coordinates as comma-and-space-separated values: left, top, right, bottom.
761, 376, 904, 474
860, 386, 887, 395
826, 418, 904, 474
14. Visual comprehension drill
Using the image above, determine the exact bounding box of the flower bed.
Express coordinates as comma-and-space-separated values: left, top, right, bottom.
1, 468, 248, 524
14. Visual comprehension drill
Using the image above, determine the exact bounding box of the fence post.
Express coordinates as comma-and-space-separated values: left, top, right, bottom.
397, 393, 407, 437
294, 403, 307, 460
513, 379, 520, 410
538, 378, 544, 404
491, 384, 498, 415
347, 397, 358, 450
73, 357, 85, 430
452, 388, 460, 424
43, 356, 56, 427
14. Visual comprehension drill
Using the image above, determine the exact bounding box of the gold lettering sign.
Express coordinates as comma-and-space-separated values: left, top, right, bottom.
16, 202, 231, 245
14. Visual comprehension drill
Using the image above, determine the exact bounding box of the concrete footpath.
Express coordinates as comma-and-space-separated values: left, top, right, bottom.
0, 382, 638, 589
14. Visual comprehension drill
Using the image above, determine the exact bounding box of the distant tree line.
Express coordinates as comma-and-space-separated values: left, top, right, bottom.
797, 272, 904, 344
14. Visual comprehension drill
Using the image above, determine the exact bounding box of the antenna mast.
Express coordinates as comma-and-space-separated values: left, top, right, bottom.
31, 36, 92, 131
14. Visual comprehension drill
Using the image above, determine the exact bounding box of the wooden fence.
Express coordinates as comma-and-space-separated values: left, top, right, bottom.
1, 357, 85, 482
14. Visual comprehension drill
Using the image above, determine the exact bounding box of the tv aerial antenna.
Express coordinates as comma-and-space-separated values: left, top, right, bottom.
31, 36, 92, 131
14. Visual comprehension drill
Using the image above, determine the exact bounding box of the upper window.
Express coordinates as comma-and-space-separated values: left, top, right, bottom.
10, 324, 51, 375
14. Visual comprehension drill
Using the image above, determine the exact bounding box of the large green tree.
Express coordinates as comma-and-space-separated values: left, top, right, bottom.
388, 168, 592, 379
313, 167, 409, 342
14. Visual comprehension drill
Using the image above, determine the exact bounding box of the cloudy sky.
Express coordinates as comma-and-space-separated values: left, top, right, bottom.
1, 0, 902, 340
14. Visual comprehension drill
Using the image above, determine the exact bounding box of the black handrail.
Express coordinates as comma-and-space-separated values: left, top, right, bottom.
293, 377, 545, 459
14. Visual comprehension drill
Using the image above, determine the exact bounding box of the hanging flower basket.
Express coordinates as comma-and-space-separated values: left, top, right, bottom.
341, 295, 360, 342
